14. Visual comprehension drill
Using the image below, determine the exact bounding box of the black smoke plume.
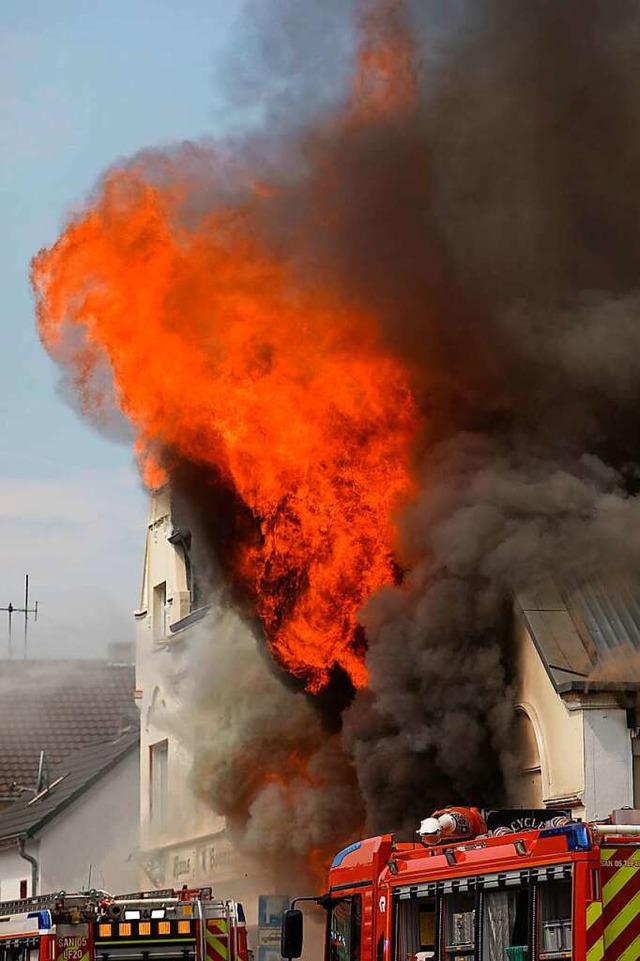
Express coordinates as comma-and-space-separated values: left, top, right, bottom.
172, 0, 640, 836
35, 0, 640, 859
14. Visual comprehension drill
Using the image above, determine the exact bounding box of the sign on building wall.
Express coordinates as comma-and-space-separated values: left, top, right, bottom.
139, 835, 238, 889
257, 894, 290, 961
258, 895, 290, 929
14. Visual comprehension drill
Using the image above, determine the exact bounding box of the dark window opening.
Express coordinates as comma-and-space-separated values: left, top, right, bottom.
168, 527, 201, 610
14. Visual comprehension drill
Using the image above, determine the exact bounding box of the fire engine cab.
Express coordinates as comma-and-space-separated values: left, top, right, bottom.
0, 887, 248, 961
281, 806, 640, 961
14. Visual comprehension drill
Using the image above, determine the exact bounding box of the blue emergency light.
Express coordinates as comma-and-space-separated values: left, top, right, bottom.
538, 822, 591, 851
27, 910, 52, 930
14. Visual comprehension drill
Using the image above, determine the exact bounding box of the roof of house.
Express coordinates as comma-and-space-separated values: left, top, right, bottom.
517, 572, 640, 694
0, 729, 139, 842
0, 660, 138, 798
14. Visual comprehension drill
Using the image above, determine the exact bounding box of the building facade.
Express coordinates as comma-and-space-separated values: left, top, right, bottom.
513, 577, 640, 818
134, 489, 269, 920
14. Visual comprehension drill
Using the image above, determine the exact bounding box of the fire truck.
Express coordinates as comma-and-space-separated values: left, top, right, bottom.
0, 887, 248, 961
281, 806, 640, 961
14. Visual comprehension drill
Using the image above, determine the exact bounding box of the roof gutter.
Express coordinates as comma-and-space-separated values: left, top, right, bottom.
17, 836, 38, 895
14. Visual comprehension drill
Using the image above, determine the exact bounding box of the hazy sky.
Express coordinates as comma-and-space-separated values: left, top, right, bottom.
0, 0, 243, 658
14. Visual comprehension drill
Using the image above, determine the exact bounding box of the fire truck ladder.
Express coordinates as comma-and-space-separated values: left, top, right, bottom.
0, 891, 107, 918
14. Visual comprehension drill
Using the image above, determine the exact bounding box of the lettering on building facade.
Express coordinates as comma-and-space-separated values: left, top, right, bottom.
141, 836, 237, 888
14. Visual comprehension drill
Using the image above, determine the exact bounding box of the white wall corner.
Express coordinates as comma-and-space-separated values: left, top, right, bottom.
582, 708, 633, 820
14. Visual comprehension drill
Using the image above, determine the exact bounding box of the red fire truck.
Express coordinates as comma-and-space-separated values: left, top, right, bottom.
0, 887, 248, 961
281, 806, 640, 961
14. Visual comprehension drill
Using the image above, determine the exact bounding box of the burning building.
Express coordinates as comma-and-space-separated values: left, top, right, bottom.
31, 0, 640, 890
132, 488, 640, 891
133, 486, 287, 915
133, 483, 364, 905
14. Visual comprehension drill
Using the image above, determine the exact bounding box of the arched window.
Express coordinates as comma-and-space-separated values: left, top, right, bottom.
514, 709, 543, 807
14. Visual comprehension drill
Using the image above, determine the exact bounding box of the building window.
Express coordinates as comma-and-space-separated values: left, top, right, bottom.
19, 879, 27, 898
150, 739, 169, 828
168, 527, 200, 611
153, 582, 168, 640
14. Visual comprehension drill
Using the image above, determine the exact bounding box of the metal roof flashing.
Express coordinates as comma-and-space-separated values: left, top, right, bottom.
517, 574, 640, 693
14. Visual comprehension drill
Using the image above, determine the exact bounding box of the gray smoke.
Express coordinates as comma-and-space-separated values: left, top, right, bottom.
51, 320, 135, 444
176, 603, 363, 888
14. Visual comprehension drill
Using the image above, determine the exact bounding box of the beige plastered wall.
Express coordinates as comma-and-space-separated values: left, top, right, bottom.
513, 613, 585, 815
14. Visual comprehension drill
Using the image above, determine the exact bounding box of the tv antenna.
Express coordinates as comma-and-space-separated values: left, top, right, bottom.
0, 574, 38, 659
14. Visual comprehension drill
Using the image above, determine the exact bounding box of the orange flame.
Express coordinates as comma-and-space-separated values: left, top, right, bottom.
31, 2, 420, 693
32, 170, 417, 691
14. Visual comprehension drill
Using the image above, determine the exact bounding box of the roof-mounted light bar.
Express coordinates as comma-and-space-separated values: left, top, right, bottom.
539, 823, 591, 851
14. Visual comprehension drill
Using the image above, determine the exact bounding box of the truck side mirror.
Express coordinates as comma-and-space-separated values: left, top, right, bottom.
281, 908, 303, 959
